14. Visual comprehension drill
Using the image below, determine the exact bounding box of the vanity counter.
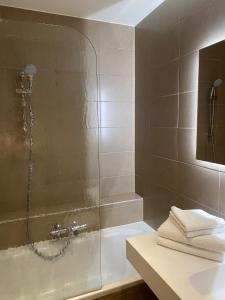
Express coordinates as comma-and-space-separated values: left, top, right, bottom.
126, 232, 225, 300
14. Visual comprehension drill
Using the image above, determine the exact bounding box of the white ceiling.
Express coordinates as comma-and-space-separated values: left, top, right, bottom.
0, 0, 165, 26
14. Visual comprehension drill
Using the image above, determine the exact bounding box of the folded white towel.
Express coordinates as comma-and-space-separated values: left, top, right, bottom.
157, 236, 224, 262
170, 206, 225, 237
158, 217, 225, 253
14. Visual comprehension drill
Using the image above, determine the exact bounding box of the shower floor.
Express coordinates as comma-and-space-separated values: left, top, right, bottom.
0, 221, 153, 300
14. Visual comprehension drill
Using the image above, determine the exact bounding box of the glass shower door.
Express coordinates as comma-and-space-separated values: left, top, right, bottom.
0, 20, 101, 300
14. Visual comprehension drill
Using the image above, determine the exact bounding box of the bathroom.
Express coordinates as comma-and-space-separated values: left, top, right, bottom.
0, 0, 225, 299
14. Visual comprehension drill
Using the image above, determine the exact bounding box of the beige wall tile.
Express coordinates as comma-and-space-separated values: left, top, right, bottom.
101, 127, 134, 153
99, 74, 134, 102
148, 156, 178, 192
101, 175, 135, 198
100, 102, 134, 128
153, 60, 179, 97
149, 128, 178, 160
179, 52, 199, 93
0, 159, 27, 214
178, 163, 219, 210
178, 92, 198, 128
150, 95, 178, 128
100, 152, 134, 178
99, 23, 134, 51
178, 128, 197, 164
100, 199, 142, 229
143, 187, 178, 229
99, 48, 134, 76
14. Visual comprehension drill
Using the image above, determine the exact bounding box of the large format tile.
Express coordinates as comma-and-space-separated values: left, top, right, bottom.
150, 95, 178, 128
101, 127, 134, 153
101, 175, 135, 198
99, 48, 134, 76
178, 162, 219, 210
143, 186, 179, 229
99, 74, 134, 102
99, 22, 134, 51
178, 128, 197, 164
149, 128, 178, 160
153, 60, 179, 97
100, 152, 134, 178
100, 199, 143, 229
178, 92, 198, 129
0, 159, 27, 214
148, 156, 178, 192
100, 102, 134, 128
179, 52, 199, 93
180, 4, 213, 56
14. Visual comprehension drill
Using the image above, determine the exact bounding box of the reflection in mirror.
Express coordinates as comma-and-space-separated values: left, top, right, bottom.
197, 40, 225, 165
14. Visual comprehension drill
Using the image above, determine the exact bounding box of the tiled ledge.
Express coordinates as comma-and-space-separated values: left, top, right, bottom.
0, 193, 143, 249
100, 193, 143, 229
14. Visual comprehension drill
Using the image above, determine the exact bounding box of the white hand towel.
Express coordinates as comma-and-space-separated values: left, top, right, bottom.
174, 226, 225, 238
158, 217, 225, 253
170, 206, 225, 237
157, 236, 224, 262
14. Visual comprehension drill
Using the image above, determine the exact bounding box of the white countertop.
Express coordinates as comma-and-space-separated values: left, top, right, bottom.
126, 232, 225, 300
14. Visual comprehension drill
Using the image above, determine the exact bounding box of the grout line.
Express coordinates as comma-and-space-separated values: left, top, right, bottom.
147, 181, 219, 215
99, 100, 135, 103
100, 151, 134, 155
151, 154, 220, 172
0, 205, 99, 225
101, 174, 135, 180
100, 198, 142, 208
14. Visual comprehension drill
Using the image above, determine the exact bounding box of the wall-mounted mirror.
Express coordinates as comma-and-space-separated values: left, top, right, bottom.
197, 40, 225, 165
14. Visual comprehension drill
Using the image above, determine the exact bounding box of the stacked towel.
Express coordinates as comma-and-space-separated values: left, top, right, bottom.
170, 206, 225, 237
157, 206, 225, 262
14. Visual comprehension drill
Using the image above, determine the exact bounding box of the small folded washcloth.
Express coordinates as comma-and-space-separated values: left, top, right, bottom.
170, 206, 225, 237
158, 216, 225, 253
157, 236, 224, 262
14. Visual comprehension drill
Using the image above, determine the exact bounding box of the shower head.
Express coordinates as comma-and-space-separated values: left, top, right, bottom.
23, 64, 37, 76
213, 78, 223, 88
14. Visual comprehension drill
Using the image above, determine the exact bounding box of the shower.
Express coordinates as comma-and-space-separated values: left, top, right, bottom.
208, 78, 223, 140
16, 64, 87, 261
16, 64, 37, 97
208, 78, 223, 162
0, 19, 104, 300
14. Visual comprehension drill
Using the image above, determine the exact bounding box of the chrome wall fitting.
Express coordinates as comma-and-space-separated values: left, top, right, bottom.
50, 222, 87, 239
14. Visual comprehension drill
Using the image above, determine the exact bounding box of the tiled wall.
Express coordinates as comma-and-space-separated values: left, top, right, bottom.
0, 6, 140, 248
135, 0, 225, 228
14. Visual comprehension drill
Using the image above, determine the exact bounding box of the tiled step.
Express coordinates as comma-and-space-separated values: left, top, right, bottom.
100, 193, 143, 228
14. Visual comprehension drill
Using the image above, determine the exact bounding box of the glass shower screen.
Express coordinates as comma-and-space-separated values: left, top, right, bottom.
0, 20, 101, 300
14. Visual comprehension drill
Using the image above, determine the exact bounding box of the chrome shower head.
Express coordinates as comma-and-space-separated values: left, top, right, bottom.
23, 64, 37, 76
213, 78, 223, 88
